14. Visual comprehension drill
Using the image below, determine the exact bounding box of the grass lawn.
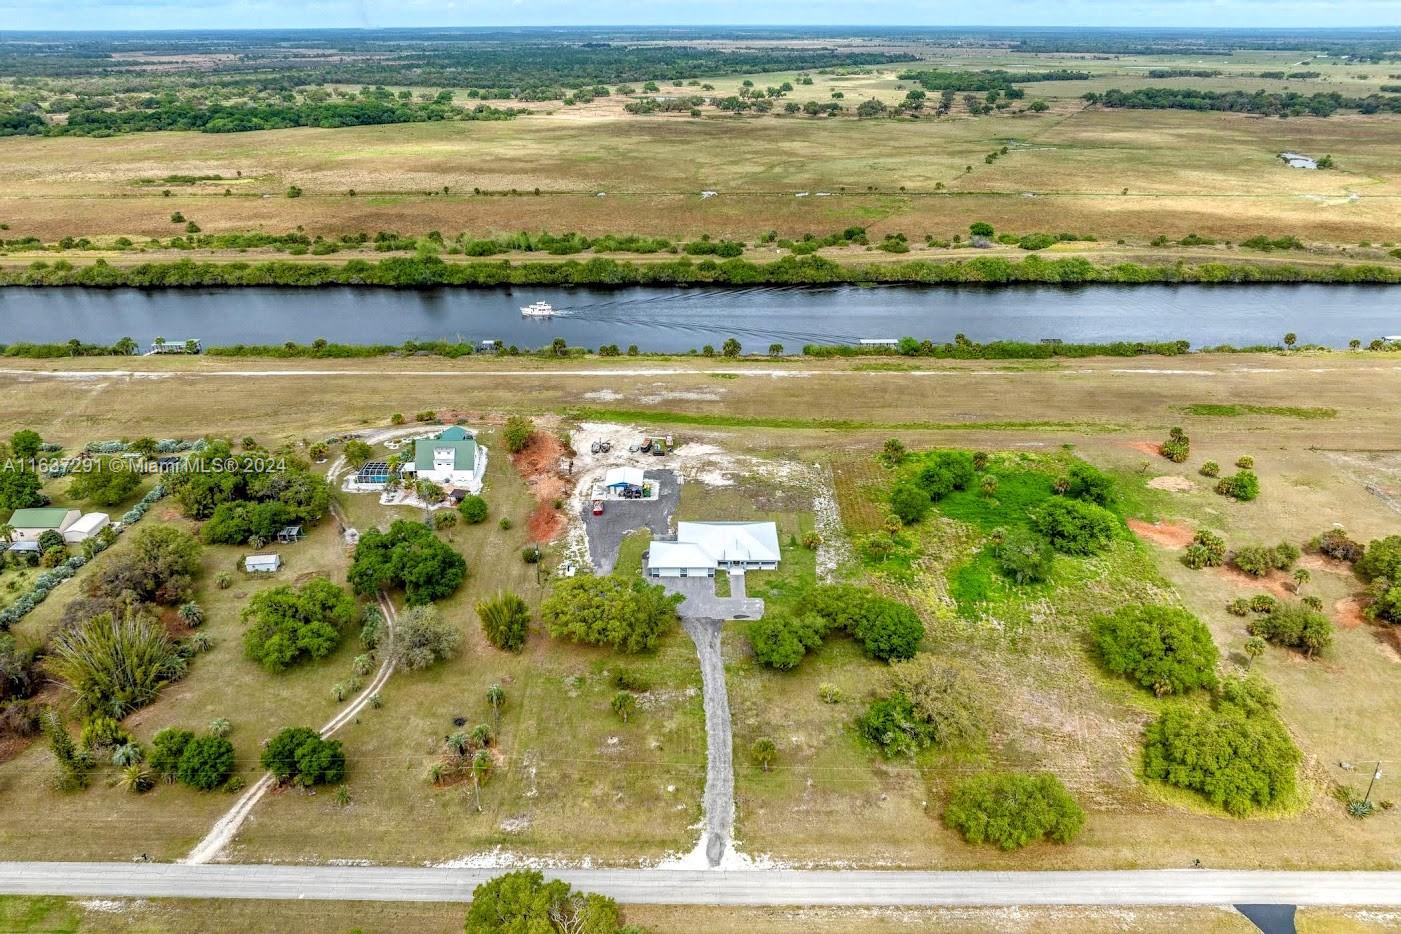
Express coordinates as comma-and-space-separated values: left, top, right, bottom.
3, 352, 1401, 869
0, 894, 1295, 933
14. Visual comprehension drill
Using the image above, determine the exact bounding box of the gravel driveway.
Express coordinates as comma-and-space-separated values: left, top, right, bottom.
680, 615, 734, 868
581, 469, 678, 573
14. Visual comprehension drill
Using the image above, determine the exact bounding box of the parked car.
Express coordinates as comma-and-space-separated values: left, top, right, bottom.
640, 438, 652, 452
590, 441, 601, 454
592, 499, 605, 516
600, 440, 612, 452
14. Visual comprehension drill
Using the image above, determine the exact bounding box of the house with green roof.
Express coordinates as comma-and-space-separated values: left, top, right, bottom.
6, 507, 82, 543
405, 426, 487, 491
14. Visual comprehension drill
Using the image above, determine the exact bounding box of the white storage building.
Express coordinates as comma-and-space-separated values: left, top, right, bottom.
63, 512, 111, 543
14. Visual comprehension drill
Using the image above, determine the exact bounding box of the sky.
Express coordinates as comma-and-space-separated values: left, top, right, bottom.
0, 0, 1398, 30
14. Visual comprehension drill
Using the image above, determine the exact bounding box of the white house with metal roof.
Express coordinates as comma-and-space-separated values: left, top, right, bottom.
5, 508, 82, 543
400, 426, 487, 491
646, 520, 781, 578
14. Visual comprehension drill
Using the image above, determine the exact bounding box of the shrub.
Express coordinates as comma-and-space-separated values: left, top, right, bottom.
477, 592, 530, 652
1358, 535, 1401, 583
149, 727, 194, 779
1182, 529, 1226, 569
1199, 461, 1220, 478
1249, 603, 1333, 656
858, 692, 934, 759
748, 613, 827, 670
502, 415, 534, 453
498, 517, 513, 531
46, 613, 186, 717
432, 510, 458, 530
261, 726, 345, 786
915, 450, 976, 500
1313, 528, 1365, 563
384, 604, 461, 670
541, 575, 678, 654
242, 578, 359, 672
1160, 428, 1190, 463
1231, 543, 1297, 577
1250, 594, 1277, 614
1143, 679, 1300, 816
1215, 469, 1259, 501
851, 598, 924, 661
80, 714, 129, 751
1227, 598, 1251, 617
458, 494, 489, 524
1092, 605, 1218, 696
995, 528, 1054, 584
176, 734, 235, 791
882, 656, 984, 747
1029, 498, 1117, 556
466, 870, 623, 934
889, 482, 932, 525
1063, 462, 1115, 507
1236, 455, 1254, 469
943, 772, 1084, 850
349, 520, 466, 605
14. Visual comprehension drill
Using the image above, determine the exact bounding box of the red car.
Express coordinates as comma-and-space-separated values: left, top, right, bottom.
591, 499, 605, 516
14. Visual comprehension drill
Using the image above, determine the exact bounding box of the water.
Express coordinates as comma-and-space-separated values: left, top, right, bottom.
1, 283, 1398, 352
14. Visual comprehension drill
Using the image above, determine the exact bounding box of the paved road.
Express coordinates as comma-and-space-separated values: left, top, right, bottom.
2, 864, 1401, 906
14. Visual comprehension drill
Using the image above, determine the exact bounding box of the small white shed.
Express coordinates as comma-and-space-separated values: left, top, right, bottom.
64, 512, 111, 544
244, 554, 282, 573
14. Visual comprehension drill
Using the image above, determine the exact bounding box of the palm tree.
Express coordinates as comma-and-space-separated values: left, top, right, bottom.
470, 749, 492, 813
0, 523, 14, 546
470, 723, 493, 749
116, 763, 155, 794
446, 732, 470, 757
1292, 568, 1311, 592
1244, 636, 1267, 668
486, 683, 505, 728
751, 738, 778, 773
610, 691, 636, 724
113, 336, 139, 356
177, 602, 204, 627
111, 742, 144, 767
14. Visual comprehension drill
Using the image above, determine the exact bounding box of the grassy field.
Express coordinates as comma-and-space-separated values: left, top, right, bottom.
13, 893, 1366, 933
1, 97, 1398, 249
2, 351, 1401, 870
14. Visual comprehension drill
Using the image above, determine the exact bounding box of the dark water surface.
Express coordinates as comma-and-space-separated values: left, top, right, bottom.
2, 283, 1398, 351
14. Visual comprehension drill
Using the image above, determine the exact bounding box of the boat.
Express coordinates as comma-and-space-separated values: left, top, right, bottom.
520, 301, 555, 318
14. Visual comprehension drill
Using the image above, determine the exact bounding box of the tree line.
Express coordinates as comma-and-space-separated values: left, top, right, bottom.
6, 253, 1401, 291
1086, 87, 1401, 116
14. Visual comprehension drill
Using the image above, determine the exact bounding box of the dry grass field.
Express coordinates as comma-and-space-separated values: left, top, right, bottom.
16, 893, 1369, 933
2, 97, 1399, 247
2, 351, 1401, 873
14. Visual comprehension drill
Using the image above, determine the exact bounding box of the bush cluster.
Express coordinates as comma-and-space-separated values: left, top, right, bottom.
943, 772, 1085, 850
1216, 470, 1260, 501
541, 575, 679, 654
1160, 427, 1190, 463
1249, 603, 1333, 656
1182, 529, 1226, 569
1312, 528, 1365, 563
749, 584, 925, 670
260, 726, 346, 786
149, 726, 236, 791
1231, 542, 1299, 578
1092, 605, 1219, 696
1143, 676, 1300, 816
1029, 498, 1117, 556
